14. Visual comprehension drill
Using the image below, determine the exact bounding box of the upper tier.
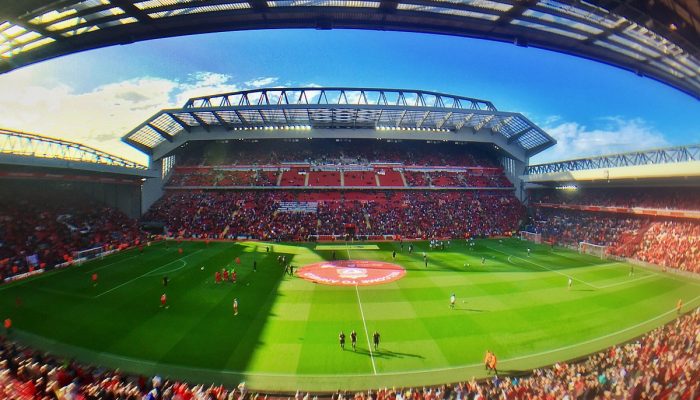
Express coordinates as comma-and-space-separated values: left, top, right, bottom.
166, 165, 512, 189
164, 140, 513, 189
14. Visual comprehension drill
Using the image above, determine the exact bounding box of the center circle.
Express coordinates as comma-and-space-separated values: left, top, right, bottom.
297, 260, 406, 286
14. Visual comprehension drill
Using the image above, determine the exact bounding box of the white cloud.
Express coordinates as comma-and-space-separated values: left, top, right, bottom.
0, 74, 177, 164
171, 72, 243, 106
245, 76, 278, 88
542, 115, 562, 126
10, 73, 670, 169
531, 117, 670, 164
0, 72, 280, 164
301, 82, 323, 88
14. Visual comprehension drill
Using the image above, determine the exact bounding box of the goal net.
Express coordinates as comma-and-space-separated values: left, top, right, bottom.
520, 231, 542, 244
578, 242, 608, 259
73, 246, 104, 264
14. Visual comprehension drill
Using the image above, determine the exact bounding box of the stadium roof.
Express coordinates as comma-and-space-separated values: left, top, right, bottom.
1, 1, 699, 99
524, 143, 700, 186
121, 87, 555, 160
0, 128, 155, 177
527, 143, 700, 174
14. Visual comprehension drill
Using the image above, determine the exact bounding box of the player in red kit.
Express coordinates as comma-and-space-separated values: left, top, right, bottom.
91, 273, 98, 287
232, 270, 237, 284
160, 293, 167, 308
223, 269, 229, 282
215, 271, 221, 284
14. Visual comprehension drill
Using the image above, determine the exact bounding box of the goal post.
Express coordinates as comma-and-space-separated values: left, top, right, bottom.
520, 231, 542, 244
578, 242, 609, 259
73, 246, 104, 264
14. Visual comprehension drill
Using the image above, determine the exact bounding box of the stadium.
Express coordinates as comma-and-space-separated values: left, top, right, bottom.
1, 1, 699, 399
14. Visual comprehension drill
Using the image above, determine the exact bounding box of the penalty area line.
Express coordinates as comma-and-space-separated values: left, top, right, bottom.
144, 260, 187, 277
84, 254, 139, 274
489, 246, 660, 290
594, 272, 657, 289
486, 246, 599, 289
95, 250, 203, 298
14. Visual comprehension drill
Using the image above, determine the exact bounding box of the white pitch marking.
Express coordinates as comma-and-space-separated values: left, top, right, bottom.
95, 250, 203, 298
355, 283, 377, 375
144, 260, 187, 277
486, 246, 658, 290
69, 295, 700, 378
345, 241, 378, 375
84, 254, 139, 274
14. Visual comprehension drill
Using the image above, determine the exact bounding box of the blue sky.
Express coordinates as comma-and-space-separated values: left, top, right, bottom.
0, 29, 697, 165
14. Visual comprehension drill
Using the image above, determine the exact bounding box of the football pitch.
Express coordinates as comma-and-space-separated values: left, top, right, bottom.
1, 238, 698, 391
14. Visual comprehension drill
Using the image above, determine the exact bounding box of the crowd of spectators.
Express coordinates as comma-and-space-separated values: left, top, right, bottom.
528, 187, 700, 272
167, 169, 277, 187
216, 171, 276, 187
531, 188, 700, 211
344, 171, 378, 187
0, 334, 248, 399
166, 140, 515, 189
175, 139, 503, 170
529, 209, 645, 248
361, 191, 522, 238
143, 190, 524, 240
175, 140, 502, 169
0, 188, 144, 282
403, 171, 429, 187
633, 221, 700, 273
167, 170, 213, 187
529, 208, 700, 273
2, 306, 697, 399
457, 306, 700, 399
167, 168, 512, 189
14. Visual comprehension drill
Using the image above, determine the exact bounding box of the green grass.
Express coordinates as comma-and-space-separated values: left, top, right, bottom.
1, 238, 698, 392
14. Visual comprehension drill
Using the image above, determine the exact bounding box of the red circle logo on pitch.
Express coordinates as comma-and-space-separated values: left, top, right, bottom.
297, 260, 406, 286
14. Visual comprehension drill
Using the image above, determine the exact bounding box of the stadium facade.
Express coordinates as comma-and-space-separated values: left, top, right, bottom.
122, 87, 555, 209
0, 128, 156, 218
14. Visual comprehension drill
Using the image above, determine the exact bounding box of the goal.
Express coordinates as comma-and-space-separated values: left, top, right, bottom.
520, 231, 542, 244
578, 242, 608, 259
73, 246, 105, 264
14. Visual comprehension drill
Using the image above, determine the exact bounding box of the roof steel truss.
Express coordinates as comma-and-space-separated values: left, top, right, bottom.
527, 144, 700, 174
0, 128, 147, 169
183, 88, 497, 111
122, 87, 555, 158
